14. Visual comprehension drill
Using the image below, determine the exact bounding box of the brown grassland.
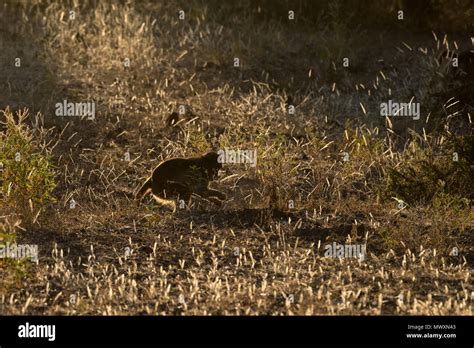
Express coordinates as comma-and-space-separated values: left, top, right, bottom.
0, 0, 472, 315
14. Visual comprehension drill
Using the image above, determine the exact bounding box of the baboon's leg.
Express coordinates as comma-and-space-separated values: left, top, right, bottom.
135, 178, 153, 206
149, 181, 175, 211
151, 181, 192, 211
164, 182, 192, 202
151, 181, 165, 197
180, 192, 192, 206
151, 195, 176, 211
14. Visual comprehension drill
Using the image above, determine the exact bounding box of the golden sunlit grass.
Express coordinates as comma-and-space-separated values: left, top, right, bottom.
0, 0, 472, 315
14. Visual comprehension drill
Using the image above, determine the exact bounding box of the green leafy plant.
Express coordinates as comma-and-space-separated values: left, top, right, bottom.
0, 108, 57, 225
385, 135, 474, 205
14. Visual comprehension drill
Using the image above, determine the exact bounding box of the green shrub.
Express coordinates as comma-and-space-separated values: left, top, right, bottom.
0, 108, 57, 225
385, 135, 474, 205
0, 216, 30, 296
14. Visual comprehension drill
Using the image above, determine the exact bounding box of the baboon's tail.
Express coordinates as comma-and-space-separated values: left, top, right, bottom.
135, 177, 152, 205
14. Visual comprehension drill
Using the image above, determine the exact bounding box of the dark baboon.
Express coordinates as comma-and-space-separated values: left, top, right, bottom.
135, 152, 226, 210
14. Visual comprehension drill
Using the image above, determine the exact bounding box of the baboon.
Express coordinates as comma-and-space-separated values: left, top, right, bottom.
135, 151, 226, 211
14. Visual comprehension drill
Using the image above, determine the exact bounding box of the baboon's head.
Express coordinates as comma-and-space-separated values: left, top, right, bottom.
202, 151, 222, 180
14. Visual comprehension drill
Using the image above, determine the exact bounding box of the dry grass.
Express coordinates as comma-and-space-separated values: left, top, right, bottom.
0, 0, 472, 315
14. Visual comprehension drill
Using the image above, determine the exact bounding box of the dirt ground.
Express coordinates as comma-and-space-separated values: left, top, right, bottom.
0, 1, 472, 315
